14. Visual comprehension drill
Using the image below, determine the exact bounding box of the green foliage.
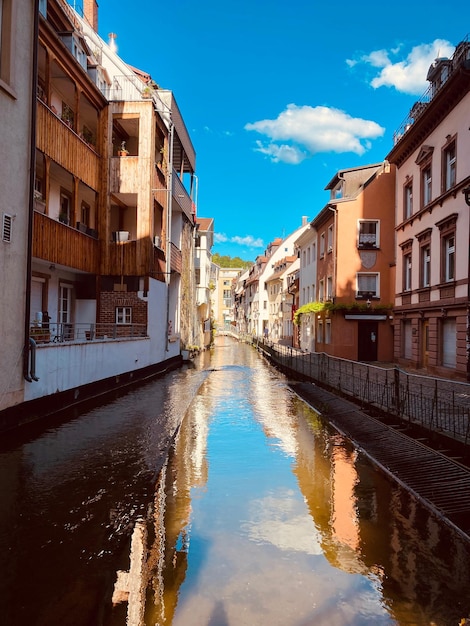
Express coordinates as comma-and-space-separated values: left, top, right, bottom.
212, 252, 252, 269
294, 301, 393, 325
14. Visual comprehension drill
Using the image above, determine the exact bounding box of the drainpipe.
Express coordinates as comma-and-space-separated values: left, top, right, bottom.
23, 0, 40, 382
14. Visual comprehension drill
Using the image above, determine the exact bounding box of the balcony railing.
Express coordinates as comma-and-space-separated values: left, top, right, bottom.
393, 36, 470, 145
33, 212, 100, 273
36, 100, 100, 190
170, 242, 182, 274
30, 322, 148, 344
172, 169, 195, 222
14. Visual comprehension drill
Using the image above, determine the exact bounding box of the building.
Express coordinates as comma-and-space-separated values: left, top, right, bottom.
295, 222, 317, 352
386, 40, 470, 380
264, 255, 297, 343
304, 162, 396, 361
1, 0, 200, 431
214, 267, 244, 331
0, 0, 37, 411
194, 217, 214, 349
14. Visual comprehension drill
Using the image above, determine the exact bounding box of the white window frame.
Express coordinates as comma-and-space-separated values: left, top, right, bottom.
356, 273, 379, 298
422, 165, 432, 206
326, 276, 333, 300
421, 245, 431, 288
404, 253, 412, 291
319, 232, 325, 258
59, 284, 72, 323
358, 220, 379, 249
444, 234, 455, 282
327, 225, 333, 252
443, 141, 456, 192
116, 306, 132, 324
318, 279, 324, 302
404, 182, 413, 219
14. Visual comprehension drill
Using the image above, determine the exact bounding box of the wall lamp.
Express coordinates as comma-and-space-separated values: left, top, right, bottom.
463, 185, 470, 207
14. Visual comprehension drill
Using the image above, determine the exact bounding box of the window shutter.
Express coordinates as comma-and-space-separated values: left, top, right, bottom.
2, 214, 12, 243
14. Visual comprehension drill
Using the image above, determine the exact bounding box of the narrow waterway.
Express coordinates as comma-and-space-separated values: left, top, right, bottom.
1, 337, 470, 626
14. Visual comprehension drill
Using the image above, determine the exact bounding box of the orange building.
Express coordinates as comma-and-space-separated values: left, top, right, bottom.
312, 162, 396, 362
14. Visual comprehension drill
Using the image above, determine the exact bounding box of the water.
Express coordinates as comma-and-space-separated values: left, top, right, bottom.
1, 337, 469, 625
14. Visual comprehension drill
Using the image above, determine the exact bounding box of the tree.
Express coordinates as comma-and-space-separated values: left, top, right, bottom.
212, 252, 252, 269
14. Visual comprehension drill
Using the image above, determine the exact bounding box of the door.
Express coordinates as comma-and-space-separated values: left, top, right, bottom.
358, 321, 378, 361
421, 320, 429, 368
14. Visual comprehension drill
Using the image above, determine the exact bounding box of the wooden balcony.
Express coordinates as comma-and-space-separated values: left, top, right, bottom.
105, 238, 168, 278
33, 212, 99, 273
36, 100, 100, 190
109, 155, 140, 194
170, 242, 182, 274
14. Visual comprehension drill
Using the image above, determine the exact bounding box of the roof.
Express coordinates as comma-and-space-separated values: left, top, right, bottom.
196, 217, 214, 231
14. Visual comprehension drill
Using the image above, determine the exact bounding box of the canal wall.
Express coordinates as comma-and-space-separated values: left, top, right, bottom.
0, 352, 182, 433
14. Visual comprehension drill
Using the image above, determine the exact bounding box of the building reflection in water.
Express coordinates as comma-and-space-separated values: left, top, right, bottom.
136, 342, 470, 625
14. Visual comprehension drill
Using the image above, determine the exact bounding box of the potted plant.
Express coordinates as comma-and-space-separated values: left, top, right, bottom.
118, 141, 129, 156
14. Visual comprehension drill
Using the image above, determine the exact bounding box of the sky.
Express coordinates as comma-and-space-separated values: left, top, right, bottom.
93, 0, 469, 261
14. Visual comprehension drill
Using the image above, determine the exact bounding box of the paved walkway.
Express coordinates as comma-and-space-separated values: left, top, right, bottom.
290, 380, 470, 542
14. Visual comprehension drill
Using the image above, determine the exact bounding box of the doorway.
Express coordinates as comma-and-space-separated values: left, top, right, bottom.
358, 321, 378, 361
421, 320, 429, 368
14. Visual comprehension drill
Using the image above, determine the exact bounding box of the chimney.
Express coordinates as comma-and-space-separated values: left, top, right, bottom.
83, 0, 98, 32
301, 215, 308, 226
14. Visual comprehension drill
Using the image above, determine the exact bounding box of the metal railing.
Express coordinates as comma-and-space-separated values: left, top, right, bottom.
30, 322, 148, 344
226, 332, 470, 446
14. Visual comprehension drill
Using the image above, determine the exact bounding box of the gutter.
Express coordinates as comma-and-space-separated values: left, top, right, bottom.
23, 0, 40, 382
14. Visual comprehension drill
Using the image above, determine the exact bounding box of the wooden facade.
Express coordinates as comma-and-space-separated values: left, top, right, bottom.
36, 101, 100, 190
33, 212, 100, 273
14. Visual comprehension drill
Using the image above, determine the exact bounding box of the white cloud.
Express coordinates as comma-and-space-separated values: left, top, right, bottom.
245, 104, 384, 163
349, 39, 455, 95
214, 232, 264, 248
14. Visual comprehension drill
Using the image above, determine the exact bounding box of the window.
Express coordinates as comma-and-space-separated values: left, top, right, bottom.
436, 214, 457, 284
403, 253, 412, 291
422, 164, 432, 206
320, 232, 325, 258
307, 247, 310, 265
317, 320, 324, 343
356, 273, 379, 298
326, 276, 332, 300
116, 306, 132, 324
358, 220, 379, 249
59, 191, 71, 225
421, 245, 431, 287
404, 180, 413, 219
443, 234, 455, 282
325, 320, 331, 344
327, 225, 333, 252
442, 139, 456, 192
0, 0, 13, 87
441, 318, 456, 368
318, 279, 324, 302
2, 212, 12, 242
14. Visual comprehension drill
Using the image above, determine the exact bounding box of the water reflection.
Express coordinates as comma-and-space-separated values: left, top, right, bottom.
143, 337, 470, 626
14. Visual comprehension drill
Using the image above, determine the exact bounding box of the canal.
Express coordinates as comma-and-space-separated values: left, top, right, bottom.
1, 336, 470, 625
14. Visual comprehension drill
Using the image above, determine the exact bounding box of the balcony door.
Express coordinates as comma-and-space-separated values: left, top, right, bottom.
59, 283, 73, 340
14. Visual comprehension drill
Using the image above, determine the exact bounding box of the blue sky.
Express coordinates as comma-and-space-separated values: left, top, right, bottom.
95, 0, 468, 260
